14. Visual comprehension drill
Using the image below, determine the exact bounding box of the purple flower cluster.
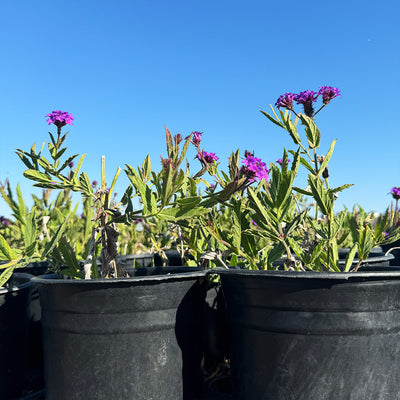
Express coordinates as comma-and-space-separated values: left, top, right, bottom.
294, 90, 318, 117
275, 93, 296, 110
46, 110, 74, 128
318, 86, 341, 105
241, 153, 269, 182
191, 131, 202, 146
196, 151, 219, 164
390, 187, 400, 200
275, 86, 340, 117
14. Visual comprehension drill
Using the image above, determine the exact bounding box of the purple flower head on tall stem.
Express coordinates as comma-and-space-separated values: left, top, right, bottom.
275, 93, 296, 110
196, 151, 219, 164
191, 131, 203, 147
68, 161, 74, 168
318, 86, 341, 105
46, 110, 74, 128
92, 180, 98, 188
294, 90, 318, 117
240, 153, 269, 182
390, 187, 400, 200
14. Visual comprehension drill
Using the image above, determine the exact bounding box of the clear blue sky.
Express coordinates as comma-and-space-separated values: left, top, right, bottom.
1, 0, 399, 218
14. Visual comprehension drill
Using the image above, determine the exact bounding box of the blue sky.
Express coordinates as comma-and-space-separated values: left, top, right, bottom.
1, 0, 399, 218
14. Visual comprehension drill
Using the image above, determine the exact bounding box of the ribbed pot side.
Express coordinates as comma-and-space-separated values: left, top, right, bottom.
219, 269, 400, 400
36, 269, 206, 400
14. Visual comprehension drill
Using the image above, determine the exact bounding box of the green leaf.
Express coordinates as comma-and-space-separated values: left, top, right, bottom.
142, 155, 152, 180
260, 110, 285, 129
293, 186, 312, 196
228, 150, 240, 180
16, 184, 27, 221
57, 154, 79, 173
74, 154, 86, 177
108, 167, 121, 200
330, 184, 354, 194
57, 237, 80, 271
358, 225, 375, 261
307, 175, 333, 216
343, 243, 358, 272
317, 140, 336, 177
54, 147, 67, 161
41, 222, 66, 259
176, 197, 202, 208
23, 169, 53, 183
287, 237, 308, 264
79, 172, 94, 196
15, 151, 34, 170
24, 209, 37, 250
282, 111, 301, 145
300, 114, 320, 149
298, 156, 316, 174
0, 234, 17, 260
0, 266, 16, 287
157, 206, 209, 221
330, 210, 346, 240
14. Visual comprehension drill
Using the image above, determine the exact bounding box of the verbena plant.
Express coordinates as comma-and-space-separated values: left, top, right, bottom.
3, 112, 247, 281
189, 87, 400, 271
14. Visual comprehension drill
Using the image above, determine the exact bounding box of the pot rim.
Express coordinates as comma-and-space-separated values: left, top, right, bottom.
213, 267, 400, 281
0, 272, 33, 293
32, 267, 206, 285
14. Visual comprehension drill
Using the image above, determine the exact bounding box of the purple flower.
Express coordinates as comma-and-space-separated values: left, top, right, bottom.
294, 90, 318, 117
68, 161, 74, 168
318, 86, 341, 105
0, 216, 11, 226
251, 219, 257, 226
276, 158, 290, 166
390, 187, 400, 200
134, 218, 144, 225
383, 231, 389, 237
203, 151, 219, 163
275, 93, 296, 110
92, 180, 98, 188
46, 110, 74, 128
196, 151, 219, 165
192, 131, 203, 146
240, 153, 269, 182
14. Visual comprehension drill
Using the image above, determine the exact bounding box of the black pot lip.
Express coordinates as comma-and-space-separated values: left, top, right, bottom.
212, 266, 400, 281
0, 272, 33, 293
32, 266, 206, 285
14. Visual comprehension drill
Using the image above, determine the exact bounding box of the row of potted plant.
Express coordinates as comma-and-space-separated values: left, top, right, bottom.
1, 86, 400, 399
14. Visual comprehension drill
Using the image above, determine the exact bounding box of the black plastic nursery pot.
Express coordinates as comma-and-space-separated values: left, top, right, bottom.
117, 252, 154, 269
0, 273, 33, 399
34, 267, 207, 400
338, 246, 394, 267
382, 239, 400, 266
217, 267, 400, 400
